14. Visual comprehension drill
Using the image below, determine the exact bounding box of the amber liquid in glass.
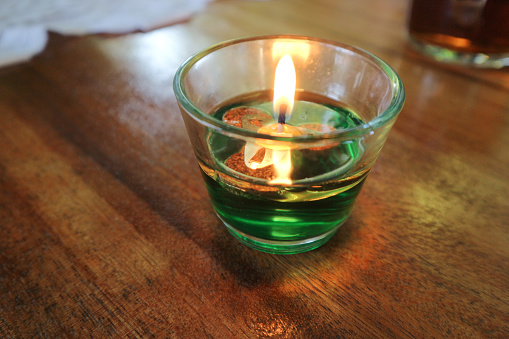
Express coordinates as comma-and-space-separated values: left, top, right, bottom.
408, 0, 509, 53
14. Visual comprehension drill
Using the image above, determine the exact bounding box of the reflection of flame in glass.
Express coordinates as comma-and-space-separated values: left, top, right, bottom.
272, 41, 310, 63
269, 149, 292, 185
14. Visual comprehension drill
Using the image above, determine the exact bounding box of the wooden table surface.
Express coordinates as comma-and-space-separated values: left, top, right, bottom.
1, 0, 508, 337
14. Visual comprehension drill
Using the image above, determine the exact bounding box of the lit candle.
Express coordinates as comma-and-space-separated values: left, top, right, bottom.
244, 55, 303, 185
175, 36, 404, 255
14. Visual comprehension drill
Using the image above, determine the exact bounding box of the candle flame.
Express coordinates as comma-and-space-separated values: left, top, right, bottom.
243, 55, 297, 186
269, 55, 296, 185
273, 55, 296, 122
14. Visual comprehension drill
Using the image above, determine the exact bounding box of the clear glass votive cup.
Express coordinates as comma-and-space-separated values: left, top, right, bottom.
173, 35, 405, 254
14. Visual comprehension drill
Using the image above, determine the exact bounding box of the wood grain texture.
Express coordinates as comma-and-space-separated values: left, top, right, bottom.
1, 0, 508, 337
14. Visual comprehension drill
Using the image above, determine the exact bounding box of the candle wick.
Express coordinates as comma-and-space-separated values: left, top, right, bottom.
277, 104, 287, 133
278, 104, 287, 125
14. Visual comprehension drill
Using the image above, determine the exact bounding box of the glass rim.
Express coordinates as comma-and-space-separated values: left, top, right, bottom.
173, 34, 405, 142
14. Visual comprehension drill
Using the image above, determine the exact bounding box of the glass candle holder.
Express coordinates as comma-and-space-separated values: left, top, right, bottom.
173, 35, 405, 254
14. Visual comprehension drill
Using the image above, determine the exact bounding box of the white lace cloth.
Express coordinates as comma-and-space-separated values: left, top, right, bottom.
0, 0, 211, 67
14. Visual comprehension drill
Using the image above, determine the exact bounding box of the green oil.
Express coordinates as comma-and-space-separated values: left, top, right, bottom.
200, 91, 368, 254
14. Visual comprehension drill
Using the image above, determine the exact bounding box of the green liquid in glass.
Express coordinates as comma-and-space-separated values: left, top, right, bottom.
200, 91, 368, 254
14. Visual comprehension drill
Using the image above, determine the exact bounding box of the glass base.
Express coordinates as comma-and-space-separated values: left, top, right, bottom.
409, 36, 509, 69
218, 215, 344, 254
